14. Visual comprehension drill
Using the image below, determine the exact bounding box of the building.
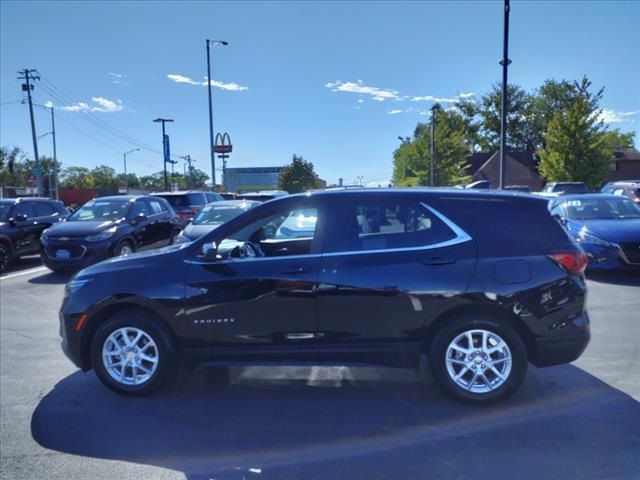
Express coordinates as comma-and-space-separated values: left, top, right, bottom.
224, 167, 287, 193
607, 149, 640, 182
465, 151, 543, 191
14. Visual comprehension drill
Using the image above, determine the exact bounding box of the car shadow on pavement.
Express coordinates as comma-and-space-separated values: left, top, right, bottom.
31, 364, 640, 480
586, 270, 640, 286
28, 271, 74, 285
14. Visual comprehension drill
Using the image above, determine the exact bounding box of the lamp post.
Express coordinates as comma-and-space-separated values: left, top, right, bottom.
31, 102, 58, 199
123, 148, 139, 192
206, 39, 228, 192
430, 103, 442, 187
499, 0, 511, 189
153, 118, 174, 191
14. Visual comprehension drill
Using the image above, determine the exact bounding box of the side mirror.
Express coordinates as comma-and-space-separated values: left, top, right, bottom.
199, 242, 218, 261
552, 214, 566, 225
131, 212, 147, 225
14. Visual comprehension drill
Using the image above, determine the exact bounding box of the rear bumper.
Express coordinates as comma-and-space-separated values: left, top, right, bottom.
530, 325, 591, 367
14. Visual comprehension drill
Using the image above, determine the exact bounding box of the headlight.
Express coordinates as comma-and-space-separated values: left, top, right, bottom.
85, 226, 117, 242
174, 231, 191, 244
577, 231, 611, 247
65, 277, 93, 295
41, 228, 51, 240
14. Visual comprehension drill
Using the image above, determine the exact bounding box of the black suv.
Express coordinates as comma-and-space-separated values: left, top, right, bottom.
0, 197, 68, 273
41, 195, 182, 272
59, 189, 590, 404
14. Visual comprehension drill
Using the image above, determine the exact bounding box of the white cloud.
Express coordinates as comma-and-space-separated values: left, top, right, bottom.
357, 99, 364, 104
44, 100, 54, 108
60, 96, 124, 113
325, 80, 401, 102
598, 109, 638, 123
108, 72, 124, 78
167, 74, 248, 91
388, 109, 403, 115
411, 95, 459, 103
458, 92, 475, 98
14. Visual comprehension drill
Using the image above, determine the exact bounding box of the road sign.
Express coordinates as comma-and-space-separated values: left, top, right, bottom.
163, 134, 171, 163
214, 132, 232, 154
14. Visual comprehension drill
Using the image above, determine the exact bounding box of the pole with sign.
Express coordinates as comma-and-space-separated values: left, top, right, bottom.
214, 132, 232, 191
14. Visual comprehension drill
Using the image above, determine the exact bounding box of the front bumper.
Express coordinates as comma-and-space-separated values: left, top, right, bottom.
41, 238, 113, 270
59, 309, 86, 369
581, 242, 640, 271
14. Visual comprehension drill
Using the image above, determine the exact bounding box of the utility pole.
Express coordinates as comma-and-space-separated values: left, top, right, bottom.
499, 0, 511, 189
18, 69, 42, 196
50, 105, 58, 200
123, 149, 140, 192
153, 118, 174, 191
430, 103, 441, 187
181, 155, 194, 189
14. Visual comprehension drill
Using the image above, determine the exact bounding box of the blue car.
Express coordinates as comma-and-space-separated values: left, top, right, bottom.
549, 194, 640, 270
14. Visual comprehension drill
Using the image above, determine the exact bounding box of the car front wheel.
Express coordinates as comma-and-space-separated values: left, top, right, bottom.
91, 311, 175, 395
429, 315, 527, 404
0, 243, 11, 274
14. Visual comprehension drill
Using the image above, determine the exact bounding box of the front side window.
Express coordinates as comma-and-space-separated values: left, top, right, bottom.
33, 203, 56, 217
69, 200, 130, 221
217, 205, 319, 258
147, 199, 165, 214
324, 198, 456, 253
10, 202, 34, 219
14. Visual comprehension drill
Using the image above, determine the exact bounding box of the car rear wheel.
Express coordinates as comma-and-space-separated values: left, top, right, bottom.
429, 315, 527, 404
91, 310, 176, 395
114, 240, 134, 257
0, 243, 11, 274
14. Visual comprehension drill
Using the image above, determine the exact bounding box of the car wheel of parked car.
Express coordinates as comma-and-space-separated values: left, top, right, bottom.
114, 240, 134, 257
429, 315, 527, 405
0, 243, 11, 274
91, 310, 176, 396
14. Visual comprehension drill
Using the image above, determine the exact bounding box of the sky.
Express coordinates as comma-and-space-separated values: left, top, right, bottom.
1, 0, 639, 187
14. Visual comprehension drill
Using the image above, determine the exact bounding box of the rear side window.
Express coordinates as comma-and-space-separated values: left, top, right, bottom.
155, 195, 189, 208
186, 193, 205, 206
324, 198, 456, 253
130, 200, 152, 217
147, 199, 166, 214
205, 193, 221, 203
33, 202, 56, 217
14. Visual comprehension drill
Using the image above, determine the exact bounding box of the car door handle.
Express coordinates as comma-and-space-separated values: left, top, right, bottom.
281, 266, 310, 274
422, 257, 456, 266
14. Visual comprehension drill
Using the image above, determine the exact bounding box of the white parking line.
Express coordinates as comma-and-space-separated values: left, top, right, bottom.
0, 266, 48, 281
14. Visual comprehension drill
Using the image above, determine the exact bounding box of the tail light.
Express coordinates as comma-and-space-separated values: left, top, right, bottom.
549, 252, 588, 275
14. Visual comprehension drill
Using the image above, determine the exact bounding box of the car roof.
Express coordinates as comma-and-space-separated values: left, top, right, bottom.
204, 199, 259, 206
93, 195, 139, 201
150, 191, 210, 196
2, 197, 60, 202
555, 193, 626, 201
282, 187, 547, 203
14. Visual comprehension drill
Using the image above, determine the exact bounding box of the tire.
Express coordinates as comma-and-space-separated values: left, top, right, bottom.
90, 310, 176, 396
428, 315, 527, 405
113, 240, 135, 257
0, 243, 11, 274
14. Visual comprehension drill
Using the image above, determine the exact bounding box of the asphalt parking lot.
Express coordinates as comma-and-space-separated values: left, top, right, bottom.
1, 258, 639, 480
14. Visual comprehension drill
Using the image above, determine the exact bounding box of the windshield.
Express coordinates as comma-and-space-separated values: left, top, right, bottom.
193, 204, 247, 225
155, 194, 204, 208
564, 198, 640, 220
557, 183, 588, 193
0, 202, 11, 221
68, 199, 131, 221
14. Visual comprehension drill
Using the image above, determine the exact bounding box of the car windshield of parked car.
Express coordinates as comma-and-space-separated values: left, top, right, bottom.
158, 194, 204, 208
558, 184, 588, 193
564, 198, 640, 220
193, 204, 247, 225
68, 199, 131, 221
0, 201, 11, 221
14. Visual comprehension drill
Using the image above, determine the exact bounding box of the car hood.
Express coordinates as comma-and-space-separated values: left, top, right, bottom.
570, 219, 640, 243
183, 223, 221, 240
46, 219, 121, 237
78, 242, 190, 276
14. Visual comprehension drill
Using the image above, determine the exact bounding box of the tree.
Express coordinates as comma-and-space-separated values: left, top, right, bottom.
478, 83, 537, 152
279, 154, 320, 193
90, 165, 119, 189
116, 173, 141, 190
0, 147, 27, 186
392, 108, 471, 187
538, 77, 612, 189
139, 172, 165, 191
60, 166, 95, 189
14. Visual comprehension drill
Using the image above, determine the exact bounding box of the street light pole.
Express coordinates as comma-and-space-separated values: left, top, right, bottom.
206, 39, 228, 192
153, 118, 174, 191
123, 148, 140, 192
499, 0, 511, 189
430, 103, 441, 187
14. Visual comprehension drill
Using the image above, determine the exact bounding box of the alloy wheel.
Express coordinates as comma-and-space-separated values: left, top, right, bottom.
102, 327, 159, 386
445, 329, 512, 394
